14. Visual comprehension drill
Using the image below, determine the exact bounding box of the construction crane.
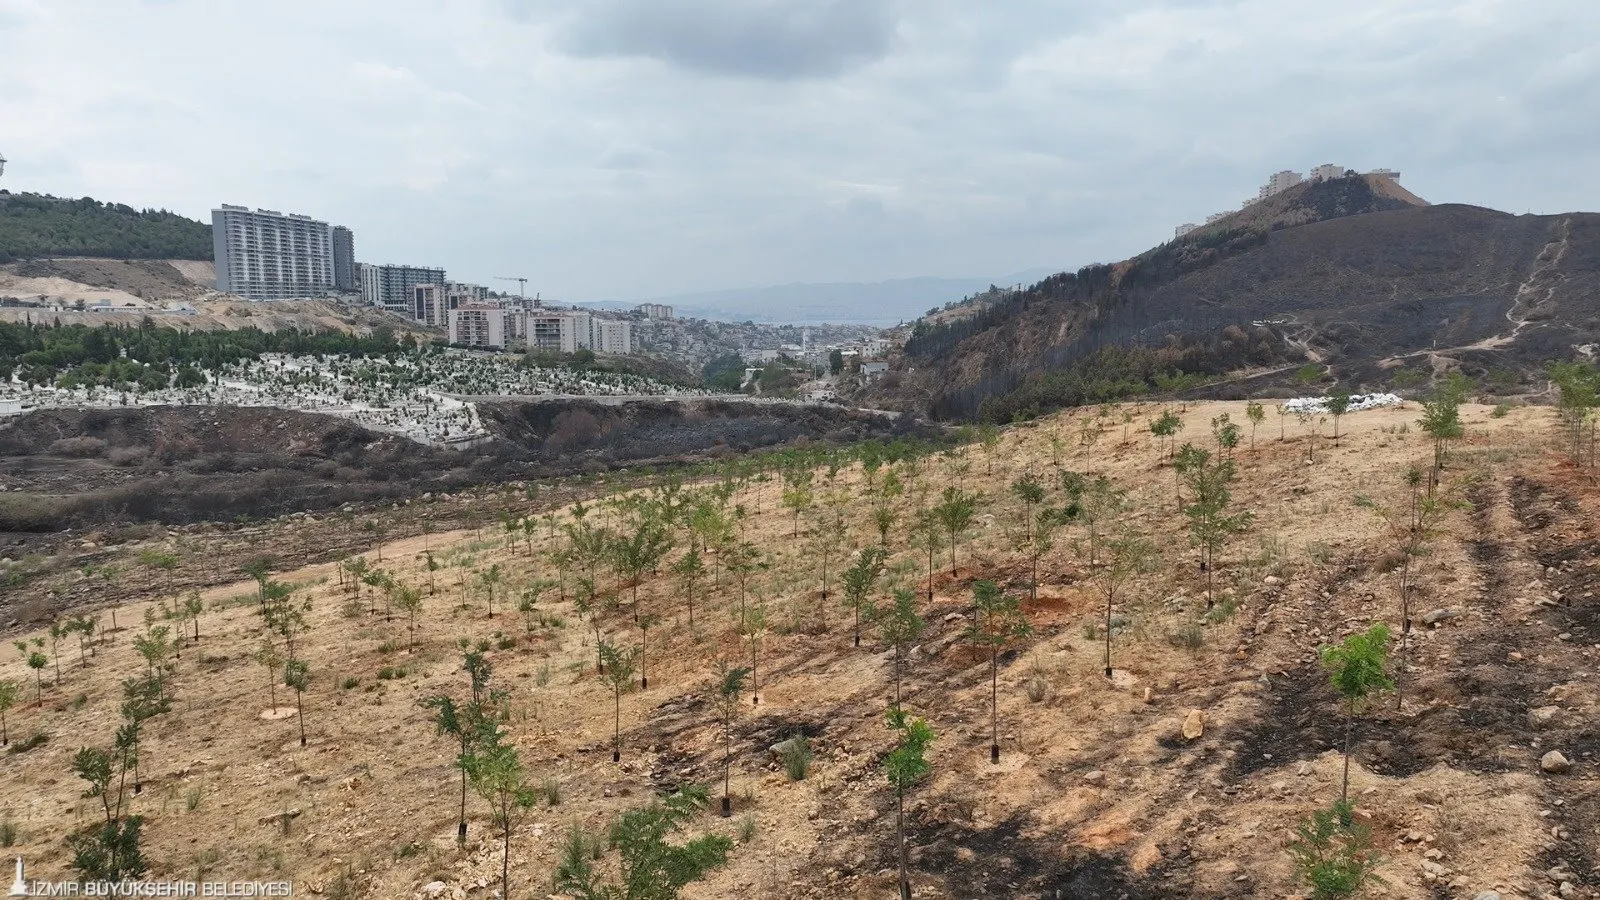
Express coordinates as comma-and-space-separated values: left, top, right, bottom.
494, 276, 528, 300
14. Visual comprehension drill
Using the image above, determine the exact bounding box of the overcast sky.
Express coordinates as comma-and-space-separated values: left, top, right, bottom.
1, 0, 1596, 301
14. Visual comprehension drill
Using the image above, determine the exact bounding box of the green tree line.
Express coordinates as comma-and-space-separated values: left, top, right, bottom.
0, 193, 212, 263
0, 320, 405, 387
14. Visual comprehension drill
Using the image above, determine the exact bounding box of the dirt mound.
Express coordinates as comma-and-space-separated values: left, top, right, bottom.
2, 258, 207, 302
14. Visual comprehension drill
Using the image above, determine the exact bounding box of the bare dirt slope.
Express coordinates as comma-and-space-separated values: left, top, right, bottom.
1, 400, 1595, 899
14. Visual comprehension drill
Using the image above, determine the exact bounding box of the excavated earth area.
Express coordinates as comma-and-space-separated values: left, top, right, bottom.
0, 400, 1596, 899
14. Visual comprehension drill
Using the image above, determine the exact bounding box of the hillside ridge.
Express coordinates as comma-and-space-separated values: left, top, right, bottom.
875, 179, 1600, 421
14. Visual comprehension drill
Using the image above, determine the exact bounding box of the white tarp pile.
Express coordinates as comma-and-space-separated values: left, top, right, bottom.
1281, 392, 1403, 415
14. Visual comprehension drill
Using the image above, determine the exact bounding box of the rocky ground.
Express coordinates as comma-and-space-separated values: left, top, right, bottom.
0, 399, 1593, 899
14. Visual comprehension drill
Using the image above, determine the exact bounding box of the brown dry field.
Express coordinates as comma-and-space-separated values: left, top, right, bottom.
2, 399, 1597, 900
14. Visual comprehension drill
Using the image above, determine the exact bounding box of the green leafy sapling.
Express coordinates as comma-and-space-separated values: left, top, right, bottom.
873, 588, 924, 708
841, 546, 888, 648
284, 658, 311, 748
966, 581, 1032, 763
1325, 391, 1352, 447
1288, 800, 1384, 900
465, 740, 537, 898
1320, 624, 1394, 805
598, 639, 640, 763
0, 678, 18, 746
884, 707, 935, 900
713, 660, 749, 818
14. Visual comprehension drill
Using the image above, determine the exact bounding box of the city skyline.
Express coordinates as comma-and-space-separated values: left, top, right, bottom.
2, 1, 1597, 303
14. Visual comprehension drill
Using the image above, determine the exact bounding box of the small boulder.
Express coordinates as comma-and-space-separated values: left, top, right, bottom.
422, 882, 447, 899
1182, 709, 1205, 741
1542, 751, 1572, 774
1530, 706, 1563, 730
1083, 770, 1105, 785
1474, 892, 1502, 900
1421, 608, 1459, 626
769, 736, 805, 761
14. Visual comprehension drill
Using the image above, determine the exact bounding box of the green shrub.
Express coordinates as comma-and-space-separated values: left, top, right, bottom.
1204, 596, 1238, 625
376, 666, 406, 681
1288, 801, 1383, 899
8, 732, 47, 754
778, 736, 813, 782
340, 677, 360, 690
1491, 403, 1511, 418
540, 777, 562, 806
1166, 625, 1204, 650
737, 814, 757, 844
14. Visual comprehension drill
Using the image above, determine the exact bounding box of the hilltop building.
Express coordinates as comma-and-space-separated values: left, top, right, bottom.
636, 303, 674, 319
1175, 164, 1405, 239
212, 205, 339, 300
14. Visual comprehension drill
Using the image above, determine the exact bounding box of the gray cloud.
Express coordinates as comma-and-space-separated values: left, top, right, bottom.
561, 0, 899, 79
1, 0, 1598, 304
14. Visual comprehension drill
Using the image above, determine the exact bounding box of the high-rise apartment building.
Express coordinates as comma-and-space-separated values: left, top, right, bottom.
212, 205, 336, 300
331, 226, 357, 292
413, 284, 449, 327
448, 303, 507, 349
358, 263, 447, 315
589, 317, 633, 355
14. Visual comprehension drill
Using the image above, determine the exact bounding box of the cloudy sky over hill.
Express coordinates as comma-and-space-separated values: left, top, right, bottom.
1, 0, 1595, 301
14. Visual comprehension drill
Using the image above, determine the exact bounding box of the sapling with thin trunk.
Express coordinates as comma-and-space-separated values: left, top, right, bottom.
931, 486, 979, 574
907, 508, 941, 604
16, 639, 46, 699
252, 641, 282, 709
638, 613, 660, 688
394, 583, 424, 651
671, 545, 704, 628
966, 581, 1032, 763
884, 706, 934, 900
1246, 400, 1265, 452
1355, 472, 1460, 707
0, 678, 17, 746
1010, 474, 1046, 601
873, 588, 924, 708
741, 604, 767, 705
598, 639, 639, 763
841, 546, 887, 648
1325, 391, 1351, 447
713, 659, 750, 817
464, 740, 536, 900
284, 659, 311, 747
1319, 624, 1393, 805
1098, 528, 1155, 679
1178, 445, 1253, 610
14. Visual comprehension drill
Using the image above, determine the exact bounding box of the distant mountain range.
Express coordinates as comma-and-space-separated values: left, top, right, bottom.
616, 270, 1060, 326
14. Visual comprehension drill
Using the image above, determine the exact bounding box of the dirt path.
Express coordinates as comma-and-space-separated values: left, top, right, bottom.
1379, 218, 1573, 366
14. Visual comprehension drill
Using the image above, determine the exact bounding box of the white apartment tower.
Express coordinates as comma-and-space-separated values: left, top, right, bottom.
448, 303, 507, 348
212, 205, 336, 300
359, 263, 447, 315
589, 317, 633, 355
